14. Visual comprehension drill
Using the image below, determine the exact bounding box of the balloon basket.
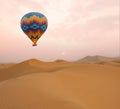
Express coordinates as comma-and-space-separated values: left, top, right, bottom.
32, 43, 37, 46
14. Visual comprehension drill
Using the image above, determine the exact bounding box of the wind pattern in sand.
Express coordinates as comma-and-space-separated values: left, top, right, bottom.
21, 12, 48, 44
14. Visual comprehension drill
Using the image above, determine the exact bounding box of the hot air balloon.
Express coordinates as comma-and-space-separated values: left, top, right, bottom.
21, 12, 48, 46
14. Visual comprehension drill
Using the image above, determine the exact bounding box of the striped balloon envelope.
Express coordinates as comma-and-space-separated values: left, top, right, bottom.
21, 12, 48, 46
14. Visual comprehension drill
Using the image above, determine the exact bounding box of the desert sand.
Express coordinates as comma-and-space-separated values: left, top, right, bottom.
0, 58, 120, 109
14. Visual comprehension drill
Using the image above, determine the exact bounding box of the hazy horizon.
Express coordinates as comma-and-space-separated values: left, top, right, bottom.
0, 0, 119, 63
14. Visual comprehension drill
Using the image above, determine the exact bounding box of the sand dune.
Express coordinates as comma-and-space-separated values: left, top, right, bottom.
97, 59, 120, 67
0, 59, 120, 109
0, 59, 72, 82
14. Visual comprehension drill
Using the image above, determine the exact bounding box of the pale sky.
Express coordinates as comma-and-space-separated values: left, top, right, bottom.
0, 0, 119, 62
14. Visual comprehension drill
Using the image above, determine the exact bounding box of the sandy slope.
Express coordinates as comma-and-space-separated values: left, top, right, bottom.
0, 59, 120, 109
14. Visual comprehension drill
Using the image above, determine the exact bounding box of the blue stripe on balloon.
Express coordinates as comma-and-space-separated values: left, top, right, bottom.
30, 23, 40, 30
40, 24, 47, 32
21, 24, 29, 32
22, 24, 47, 33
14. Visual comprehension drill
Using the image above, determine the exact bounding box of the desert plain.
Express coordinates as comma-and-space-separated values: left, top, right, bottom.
0, 56, 120, 109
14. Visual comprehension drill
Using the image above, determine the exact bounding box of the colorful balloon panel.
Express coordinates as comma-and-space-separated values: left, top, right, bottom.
21, 12, 48, 46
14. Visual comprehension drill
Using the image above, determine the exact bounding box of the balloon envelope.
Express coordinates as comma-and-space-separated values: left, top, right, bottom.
21, 12, 48, 46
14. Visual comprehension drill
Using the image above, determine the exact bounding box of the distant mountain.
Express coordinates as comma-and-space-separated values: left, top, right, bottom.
77, 55, 118, 63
